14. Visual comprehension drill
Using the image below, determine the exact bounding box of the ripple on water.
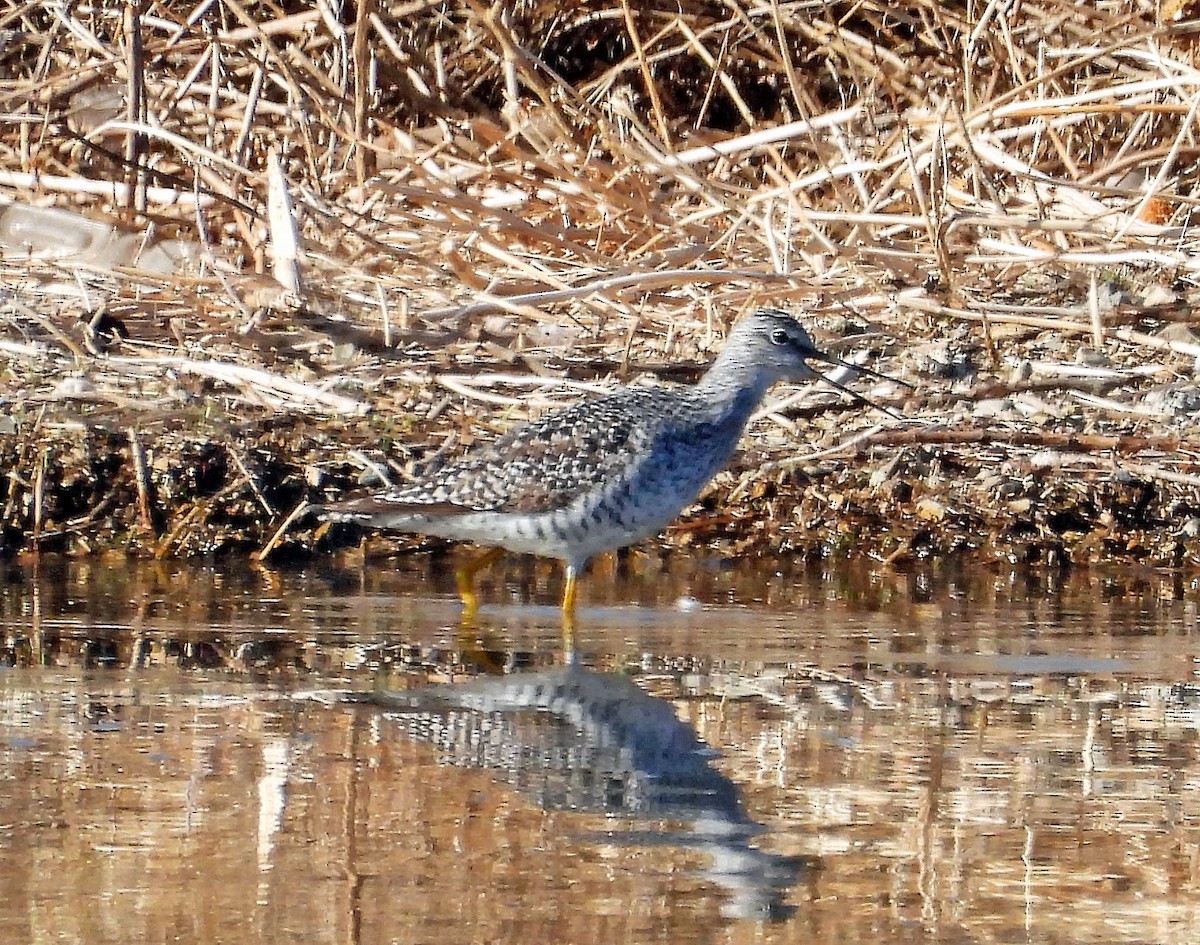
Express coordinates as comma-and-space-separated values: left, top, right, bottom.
1, 556, 1199, 944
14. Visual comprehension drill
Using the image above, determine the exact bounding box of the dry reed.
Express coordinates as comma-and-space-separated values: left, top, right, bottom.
2, 0, 1200, 563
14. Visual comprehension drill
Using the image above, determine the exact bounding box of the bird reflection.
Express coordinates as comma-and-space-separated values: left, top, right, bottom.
317, 660, 803, 921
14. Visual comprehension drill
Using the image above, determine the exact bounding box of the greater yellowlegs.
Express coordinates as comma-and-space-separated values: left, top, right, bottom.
326, 309, 884, 617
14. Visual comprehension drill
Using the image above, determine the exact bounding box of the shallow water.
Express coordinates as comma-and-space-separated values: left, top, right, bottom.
2, 554, 1200, 944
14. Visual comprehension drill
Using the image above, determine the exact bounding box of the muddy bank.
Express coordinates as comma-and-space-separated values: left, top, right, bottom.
6, 381, 1200, 573
3, 0, 1200, 574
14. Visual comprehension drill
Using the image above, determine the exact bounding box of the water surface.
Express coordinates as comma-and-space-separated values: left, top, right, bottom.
2, 555, 1199, 944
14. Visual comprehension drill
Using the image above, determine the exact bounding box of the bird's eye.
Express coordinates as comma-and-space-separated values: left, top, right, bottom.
769, 328, 790, 346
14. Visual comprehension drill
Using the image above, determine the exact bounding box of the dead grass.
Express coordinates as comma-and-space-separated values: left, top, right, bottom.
3, 0, 1200, 563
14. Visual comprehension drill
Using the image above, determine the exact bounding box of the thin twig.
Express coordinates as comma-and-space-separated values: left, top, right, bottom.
128, 429, 156, 533
257, 499, 312, 561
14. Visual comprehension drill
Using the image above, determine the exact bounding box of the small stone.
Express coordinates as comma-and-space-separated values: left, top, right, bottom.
1142, 284, 1178, 307
53, 376, 94, 399
973, 398, 1010, 419
1158, 323, 1200, 345
1012, 393, 1060, 419
482, 315, 513, 337
994, 479, 1025, 499
915, 497, 947, 521
1009, 359, 1033, 383
1030, 450, 1066, 468
1096, 281, 1124, 310
1075, 347, 1112, 367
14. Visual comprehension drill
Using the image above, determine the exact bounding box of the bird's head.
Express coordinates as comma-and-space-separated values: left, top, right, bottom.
710, 308, 907, 413
724, 309, 827, 384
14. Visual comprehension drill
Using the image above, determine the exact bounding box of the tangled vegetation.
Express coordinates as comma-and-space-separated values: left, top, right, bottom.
2, 0, 1200, 571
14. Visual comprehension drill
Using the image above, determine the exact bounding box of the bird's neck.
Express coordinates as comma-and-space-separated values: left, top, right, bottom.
693, 355, 773, 429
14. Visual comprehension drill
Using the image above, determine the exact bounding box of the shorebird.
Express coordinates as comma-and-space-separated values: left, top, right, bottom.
325, 309, 891, 619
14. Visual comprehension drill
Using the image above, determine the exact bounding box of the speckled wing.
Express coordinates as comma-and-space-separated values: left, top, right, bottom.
340, 389, 661, 518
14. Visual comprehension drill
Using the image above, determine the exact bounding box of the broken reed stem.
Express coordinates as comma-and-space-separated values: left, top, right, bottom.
228, 446, 276, 515
128, 429, 155, 534
256, 500, 313, 561
155, 502, 201, 559
1089, 272, 1105, 348
839, 426, 1183, 455
353, 0, 377, 185
6, 0, 1200, 567
619, 0, 671, 147
32, 449, 47, 542
124, 0, 148, 216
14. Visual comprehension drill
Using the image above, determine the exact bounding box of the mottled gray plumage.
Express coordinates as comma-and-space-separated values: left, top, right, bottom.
325, 309, 836, 607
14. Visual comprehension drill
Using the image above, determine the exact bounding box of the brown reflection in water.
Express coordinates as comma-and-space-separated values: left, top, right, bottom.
1, 557, 1200, 943
0, 678, 782, 944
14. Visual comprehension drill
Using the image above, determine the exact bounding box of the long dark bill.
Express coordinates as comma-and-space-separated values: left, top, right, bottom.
809, 350, 912, 421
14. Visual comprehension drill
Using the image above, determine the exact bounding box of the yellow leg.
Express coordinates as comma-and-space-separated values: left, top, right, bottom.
561, 565, 578, 659
454, 547, 504, 615
561, 569, 578, 618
